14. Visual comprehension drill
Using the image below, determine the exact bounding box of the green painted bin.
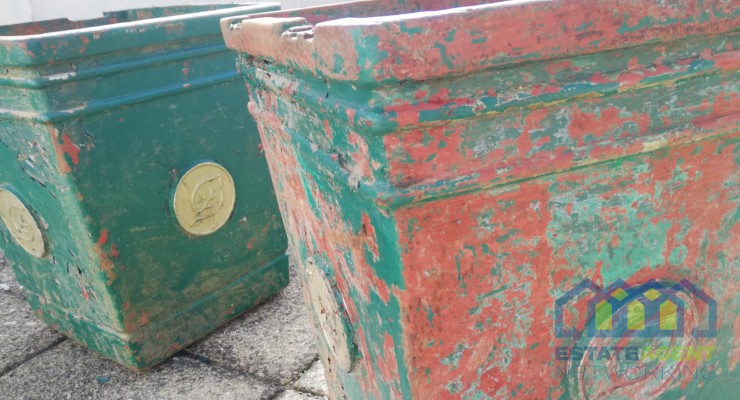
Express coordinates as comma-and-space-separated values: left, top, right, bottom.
222, 0, 739, 398
0, 3, 288, 370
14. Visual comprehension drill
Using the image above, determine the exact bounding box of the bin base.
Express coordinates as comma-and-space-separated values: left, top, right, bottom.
24, 254, 289, 370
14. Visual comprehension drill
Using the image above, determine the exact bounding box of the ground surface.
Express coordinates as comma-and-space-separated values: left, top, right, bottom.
0, 252, 329, 400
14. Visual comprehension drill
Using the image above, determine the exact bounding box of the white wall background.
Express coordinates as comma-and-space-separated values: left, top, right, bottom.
0, 0, 337, 26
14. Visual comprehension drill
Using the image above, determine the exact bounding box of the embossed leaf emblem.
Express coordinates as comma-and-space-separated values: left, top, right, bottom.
189, 174, 225, 226
9, 207, 34, 242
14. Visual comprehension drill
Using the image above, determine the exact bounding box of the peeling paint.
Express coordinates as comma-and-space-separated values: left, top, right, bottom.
0, 2, 288, 371
226, 0, 739, 399
46, 71, 77, 81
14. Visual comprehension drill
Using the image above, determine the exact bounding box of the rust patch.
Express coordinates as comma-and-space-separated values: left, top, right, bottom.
110, 244, 119, 258
79, 36, 90, 54
47, 127, 71, 174
94, 229, 116, 284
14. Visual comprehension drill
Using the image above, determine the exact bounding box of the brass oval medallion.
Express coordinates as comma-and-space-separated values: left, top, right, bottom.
305, 257, 357, 372
173, 162, 236, 236
0, 188, 46, 258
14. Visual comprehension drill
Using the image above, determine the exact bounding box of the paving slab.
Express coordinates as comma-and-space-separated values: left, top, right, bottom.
0, 290, 63, 375
0, 252, 331, 399
189, 266, 319, 385
293, 360, 328, 397
0, 341, 278, 400
275, 389, 327, 400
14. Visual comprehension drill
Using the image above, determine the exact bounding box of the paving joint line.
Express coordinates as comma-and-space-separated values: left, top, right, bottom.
293, 387, 325, 398
285, 354, 325, 398
270, 388, 324, 400
290, 353, 320, 383
0, 336, 66, 378
181, 350, 324, 399
264, 389, 286, 400
179, 349, 285, 389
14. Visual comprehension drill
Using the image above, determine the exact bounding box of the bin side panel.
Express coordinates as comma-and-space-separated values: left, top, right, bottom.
0, 119, 122, 329
0, 2, 289, 369
64, 80, 288, 333
229, 0, 739, 397
396, 134, 739, 399
249, 87, 413, 399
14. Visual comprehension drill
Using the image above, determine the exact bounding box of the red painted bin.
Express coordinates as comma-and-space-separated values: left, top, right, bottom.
222, 0, 739, 398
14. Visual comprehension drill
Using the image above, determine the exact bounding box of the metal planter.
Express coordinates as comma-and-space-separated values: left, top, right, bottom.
0, 3, 288, 370
223, 0, 739, 398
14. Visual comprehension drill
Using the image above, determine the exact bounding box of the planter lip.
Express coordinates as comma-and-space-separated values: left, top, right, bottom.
221, 0, 740, 83
0, 2, 280, 66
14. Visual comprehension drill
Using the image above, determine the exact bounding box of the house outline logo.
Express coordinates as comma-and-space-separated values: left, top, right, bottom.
555, 279, 717, 339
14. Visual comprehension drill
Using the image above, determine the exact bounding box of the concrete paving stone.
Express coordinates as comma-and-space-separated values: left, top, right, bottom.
0, 291, 63, 375
293, 360, 328, 397
0, 252, 24, 295
275, 389, 327, 400
0, 341, 279, 400
189, 265, 319, 385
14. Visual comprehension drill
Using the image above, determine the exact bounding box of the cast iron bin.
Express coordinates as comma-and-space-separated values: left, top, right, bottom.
0, 3, 288, 370
222, 0, 739, 398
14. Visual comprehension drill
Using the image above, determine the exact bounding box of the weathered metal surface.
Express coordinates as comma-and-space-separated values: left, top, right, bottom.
0, 3, 288, 370
224, 0, 739, 398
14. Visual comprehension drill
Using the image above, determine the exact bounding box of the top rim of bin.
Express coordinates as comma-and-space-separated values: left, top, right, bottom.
221, 0, 740, 84
0, 2, 279, 66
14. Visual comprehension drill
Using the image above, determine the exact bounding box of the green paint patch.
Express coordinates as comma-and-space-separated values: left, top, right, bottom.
618, 16, 657, 34
476, 285, 509, 302
399, 22, 424, 36
495, 229, 522, 243
511, 382, 525, 397
575, 21, 594, 32
349, 287, 412, 398
333, 54, 345, 76
669, 245, 688, 266
455, 253, 468, 290
425, 305, 435, 325
446, 378, 463, 394
433, 43, 455, 69
547, 181, 671, 282
421, 132, 434, 146
441, 343, 468, 370
688, 59, 714, 72
470, 285, 510, 315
